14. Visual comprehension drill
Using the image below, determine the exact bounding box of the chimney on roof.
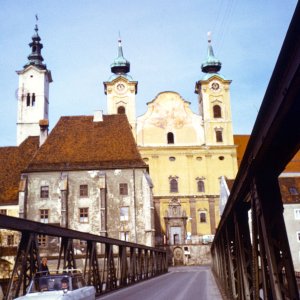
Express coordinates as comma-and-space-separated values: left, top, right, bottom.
93, 110, 103, 122
39, 119, 49, 146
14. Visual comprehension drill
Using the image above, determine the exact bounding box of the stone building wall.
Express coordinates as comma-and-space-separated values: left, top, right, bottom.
21, 167, 155, 249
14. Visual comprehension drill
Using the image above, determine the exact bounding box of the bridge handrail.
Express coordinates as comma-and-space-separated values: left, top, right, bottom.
0, 214, 165, 253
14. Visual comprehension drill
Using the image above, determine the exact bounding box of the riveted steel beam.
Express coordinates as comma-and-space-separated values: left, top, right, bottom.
212, 3, 300, 299
233, 208, 252, 300
84, 241, 102, 293
5, 232, 40, 300
57, 237, 77, 270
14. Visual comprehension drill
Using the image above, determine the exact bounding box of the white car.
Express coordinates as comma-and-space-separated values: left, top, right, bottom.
15, 271, 96, 300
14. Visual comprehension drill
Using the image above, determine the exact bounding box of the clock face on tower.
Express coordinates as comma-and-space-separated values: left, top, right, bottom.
116, 83, 126, 94
211, 82, 220, 91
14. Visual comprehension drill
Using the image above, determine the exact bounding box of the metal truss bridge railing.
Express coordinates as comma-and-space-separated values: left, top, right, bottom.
0, 215, 168, 299
211, 3, 300, 300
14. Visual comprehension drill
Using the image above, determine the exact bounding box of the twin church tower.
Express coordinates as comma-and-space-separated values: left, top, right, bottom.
16, 25, 234, 149
16, 24, 237, 245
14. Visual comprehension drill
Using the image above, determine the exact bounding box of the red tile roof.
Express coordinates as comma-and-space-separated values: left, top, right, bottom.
26, 114, 146, 172
0, 137, 39, 204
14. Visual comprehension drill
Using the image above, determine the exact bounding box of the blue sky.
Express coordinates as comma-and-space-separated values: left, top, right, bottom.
0, 0, 297, 146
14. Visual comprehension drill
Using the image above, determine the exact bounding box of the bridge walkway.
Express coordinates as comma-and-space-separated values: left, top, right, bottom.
96, 266, 224, 300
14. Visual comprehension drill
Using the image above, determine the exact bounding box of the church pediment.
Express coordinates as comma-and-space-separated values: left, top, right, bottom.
136, 91, 205, 146
138, 91, 197, 130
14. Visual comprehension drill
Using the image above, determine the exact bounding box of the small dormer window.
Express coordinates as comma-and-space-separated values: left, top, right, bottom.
167, 132, 174, 144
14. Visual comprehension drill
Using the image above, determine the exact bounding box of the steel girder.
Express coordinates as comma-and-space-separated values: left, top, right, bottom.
5, 232, 40, 300
84, 241, 102, 293
2, 224, 167, 299
57, 237, 77, 270
212, 2, 300, 299
250, 176, 298, 299
212, 178, 299, 299
103, 243, 117, 291
233, 208, 252, 300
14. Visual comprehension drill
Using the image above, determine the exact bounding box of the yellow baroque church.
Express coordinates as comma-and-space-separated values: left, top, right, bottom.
104, 36, 238, 247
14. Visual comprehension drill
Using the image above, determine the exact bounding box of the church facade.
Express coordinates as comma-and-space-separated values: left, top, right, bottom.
103, 35, 238, 247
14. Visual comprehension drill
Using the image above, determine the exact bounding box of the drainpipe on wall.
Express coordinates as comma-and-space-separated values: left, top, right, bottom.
99, 173, 107, 237
133, 168, 137, 243
18, 175, 28, 219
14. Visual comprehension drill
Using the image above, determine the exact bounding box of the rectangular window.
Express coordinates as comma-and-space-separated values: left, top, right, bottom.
0, 209, 7, 215
38, 234, 47, 247
40, 209, 49, 223
199, 212, 207, 223
79, 208, 89, 223
79, 184, 88, 197
120, 207, 129, 221
294, 209, 300, 220
120, 231, 130, 242
216, 131, 223, 142
119, 183, 128, 195
40, 186, 49, 198
7, 235, 14, 246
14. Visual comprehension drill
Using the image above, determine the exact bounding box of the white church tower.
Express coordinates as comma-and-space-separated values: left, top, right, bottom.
16, 23, 52, 145
103, 38, 137, 138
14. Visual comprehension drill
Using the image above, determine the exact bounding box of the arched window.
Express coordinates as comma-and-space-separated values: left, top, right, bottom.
32, 93, 36, 106
167, 132, 174, 144
26, 93, 30, 106
197, 180, 205, 192
216, 130, 223, 142
170, 178, 178, 193
213, 105, 222, 118
117, 106, 125, 114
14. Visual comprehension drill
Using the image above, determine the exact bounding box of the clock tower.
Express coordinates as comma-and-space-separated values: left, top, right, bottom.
195, 33, 234, 146
104, 39, 138, 138
16, 24, 52, 145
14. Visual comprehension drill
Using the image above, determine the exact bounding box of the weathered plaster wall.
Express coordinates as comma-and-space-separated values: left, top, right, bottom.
23, 167, 154, 249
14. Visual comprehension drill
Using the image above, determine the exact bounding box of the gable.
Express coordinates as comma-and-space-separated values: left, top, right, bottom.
137, 91, 205, 146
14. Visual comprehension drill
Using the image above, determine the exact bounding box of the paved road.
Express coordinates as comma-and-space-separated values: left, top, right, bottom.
97, 266, 223, 300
